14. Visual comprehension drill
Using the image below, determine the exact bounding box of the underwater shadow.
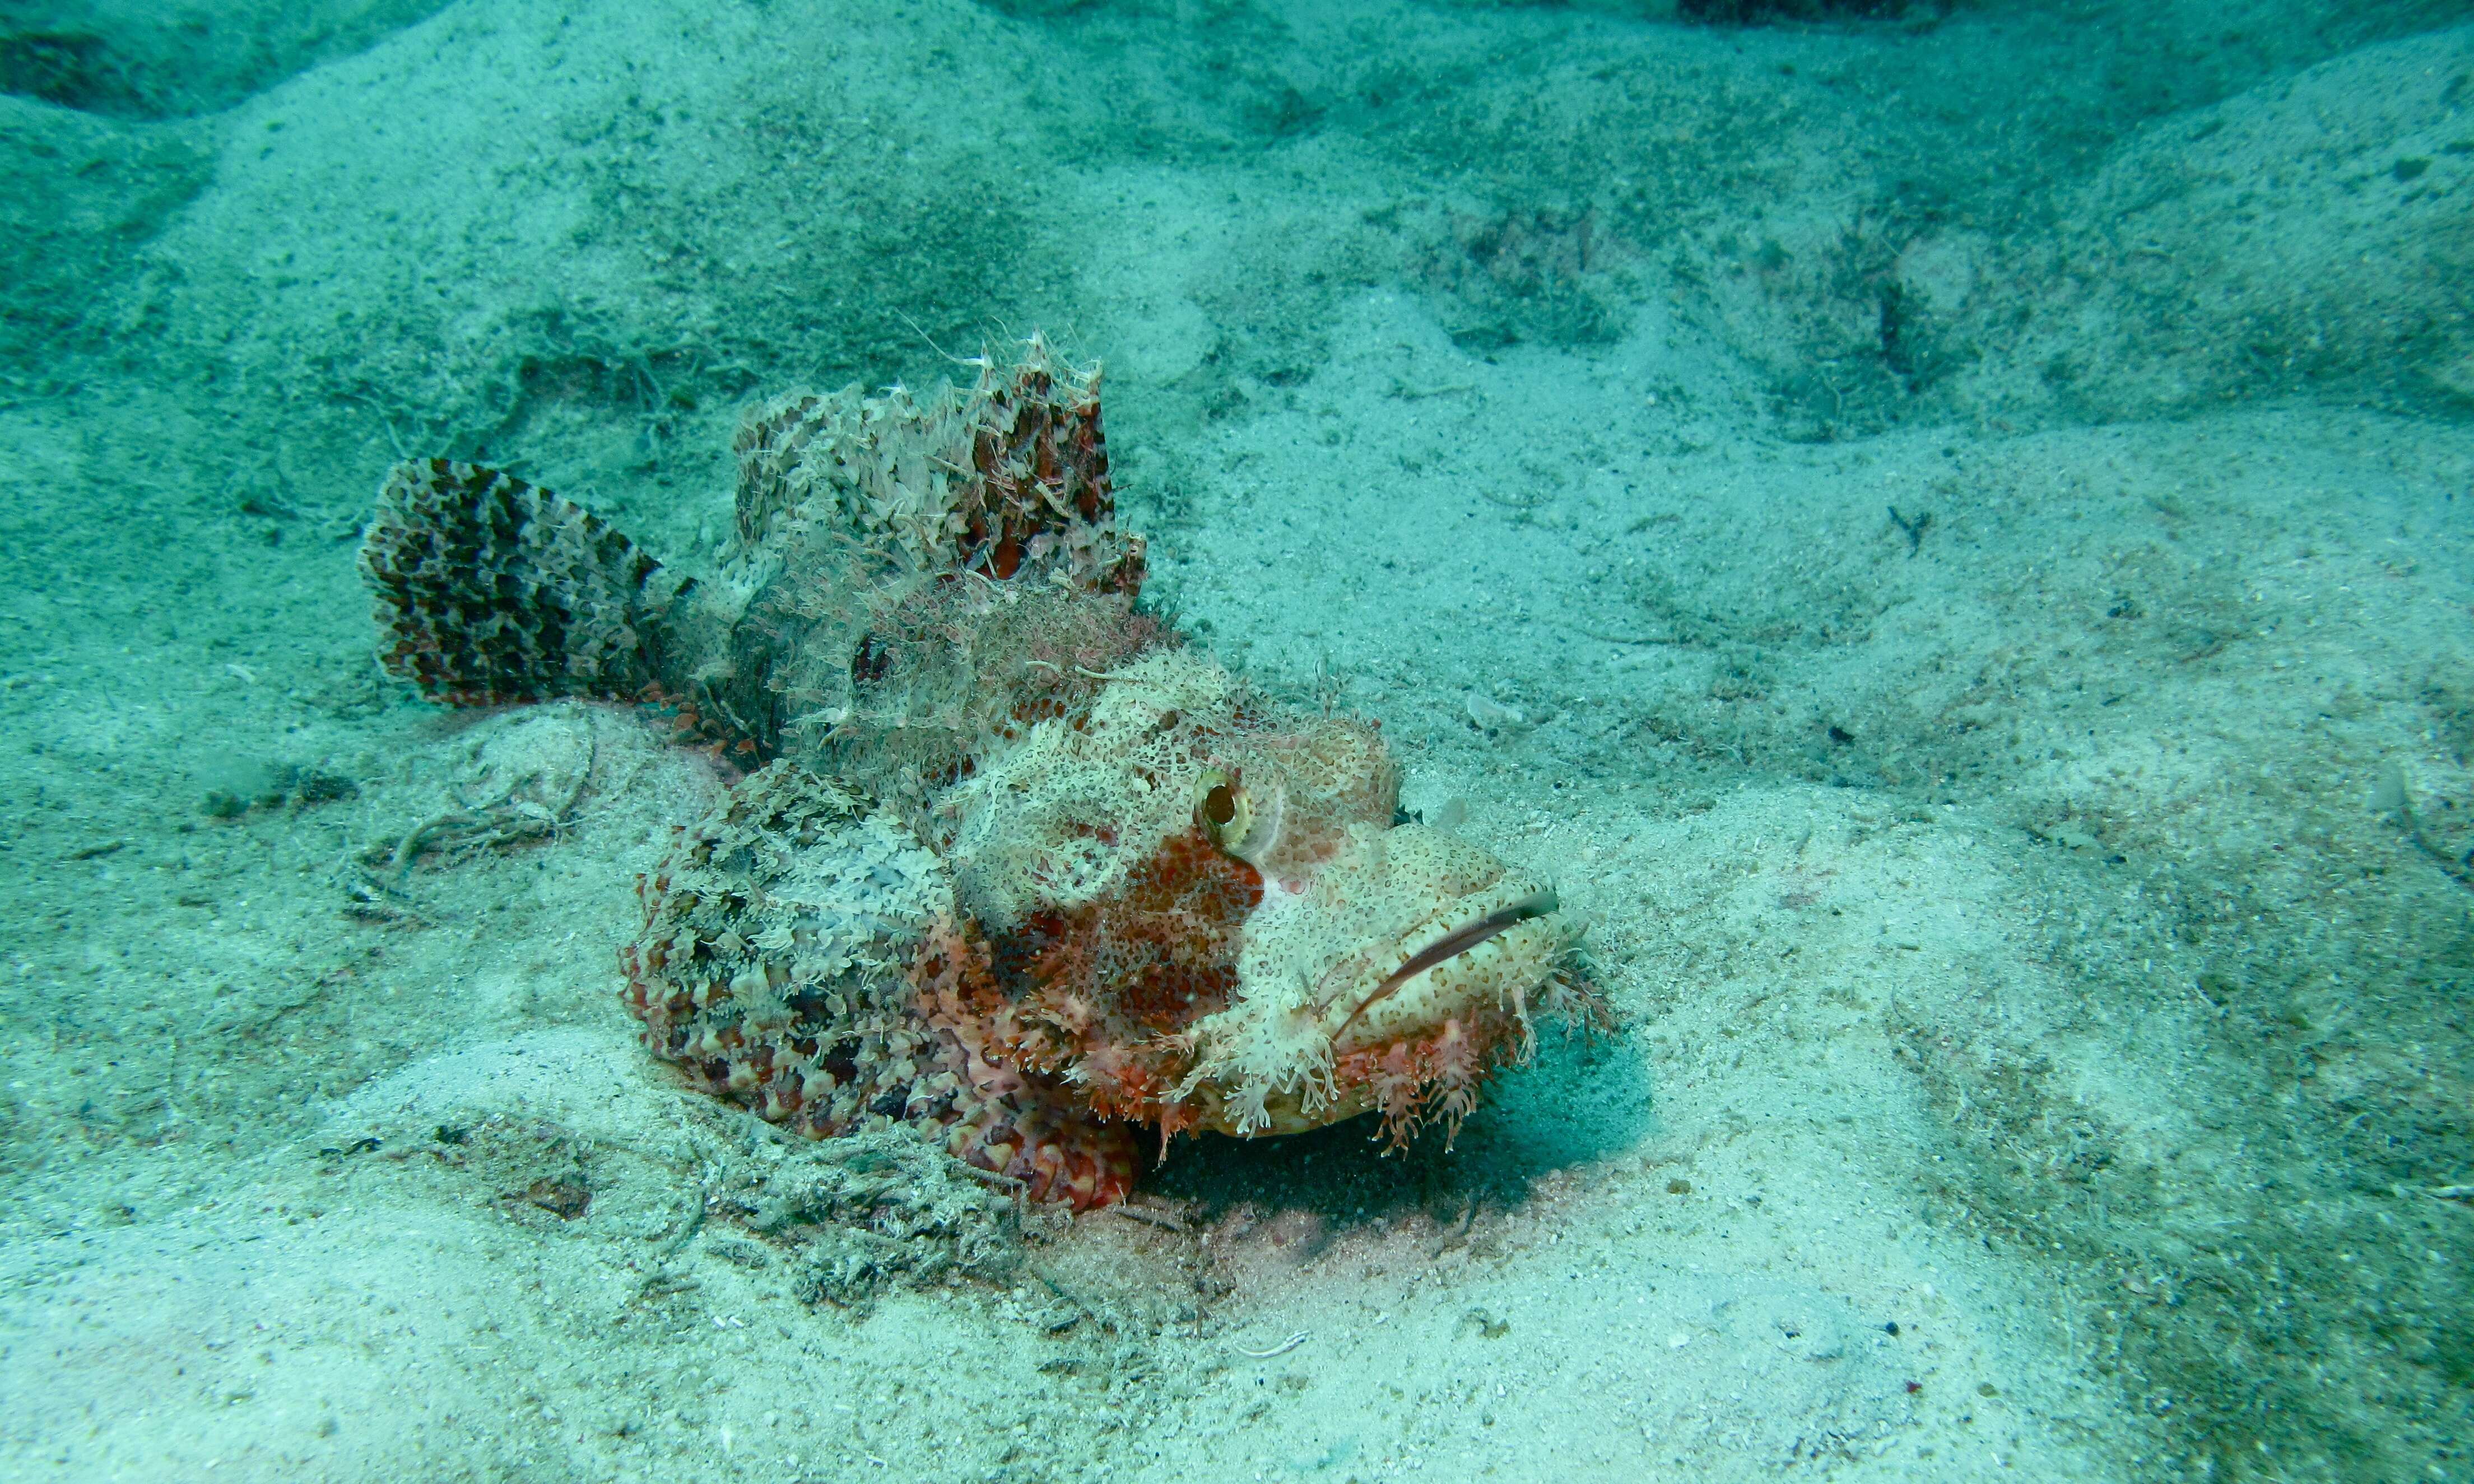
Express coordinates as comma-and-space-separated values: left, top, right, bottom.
1142, 1024, 1655, 1235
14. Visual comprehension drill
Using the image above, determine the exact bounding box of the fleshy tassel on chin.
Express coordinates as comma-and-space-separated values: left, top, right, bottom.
1341, 961, 1611, 1152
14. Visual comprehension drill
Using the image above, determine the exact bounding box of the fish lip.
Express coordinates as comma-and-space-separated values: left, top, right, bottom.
1327, 883, 1563, 1045
1402, 886, 1560, 973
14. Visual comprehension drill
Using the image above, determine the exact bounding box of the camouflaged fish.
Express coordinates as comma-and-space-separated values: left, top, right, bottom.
359, 337, 1600, 1207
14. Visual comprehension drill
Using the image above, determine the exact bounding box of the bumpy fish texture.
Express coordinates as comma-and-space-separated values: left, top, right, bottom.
620, 761, 1136, 1206
362, 337, 1599, 1209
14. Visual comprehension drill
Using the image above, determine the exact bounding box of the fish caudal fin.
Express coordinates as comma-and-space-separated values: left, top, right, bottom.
359, 458, 680, 707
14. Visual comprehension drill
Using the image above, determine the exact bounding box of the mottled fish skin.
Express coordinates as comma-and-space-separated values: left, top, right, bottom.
361, 337, 1601, 1208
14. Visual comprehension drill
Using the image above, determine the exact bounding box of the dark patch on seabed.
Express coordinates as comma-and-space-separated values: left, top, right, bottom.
0, 1, 452, 119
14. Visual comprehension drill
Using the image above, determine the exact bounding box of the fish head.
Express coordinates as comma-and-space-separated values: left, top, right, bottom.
939, 649, 1591, 1146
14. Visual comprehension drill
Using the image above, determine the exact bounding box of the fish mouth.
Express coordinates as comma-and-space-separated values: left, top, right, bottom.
1181, 827, 1580, 1139
1328, 882, 1565, 1048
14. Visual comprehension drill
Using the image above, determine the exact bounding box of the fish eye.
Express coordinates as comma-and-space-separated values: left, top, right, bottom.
1195, 768, 1252, 851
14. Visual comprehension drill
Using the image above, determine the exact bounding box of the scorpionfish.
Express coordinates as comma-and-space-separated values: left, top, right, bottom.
359, 337, 1598, 1208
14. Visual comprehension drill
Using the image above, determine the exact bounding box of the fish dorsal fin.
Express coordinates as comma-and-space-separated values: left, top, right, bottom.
729, 335, 1145, 598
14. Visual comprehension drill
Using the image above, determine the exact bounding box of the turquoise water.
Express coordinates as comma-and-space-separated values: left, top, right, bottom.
3, 2, 2471, 1479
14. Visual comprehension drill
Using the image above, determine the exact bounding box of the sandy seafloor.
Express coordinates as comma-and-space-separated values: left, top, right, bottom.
4, 0, 2474, 1479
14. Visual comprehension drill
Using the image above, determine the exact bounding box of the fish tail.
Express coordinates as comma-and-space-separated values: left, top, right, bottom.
359, 458, 682, 707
